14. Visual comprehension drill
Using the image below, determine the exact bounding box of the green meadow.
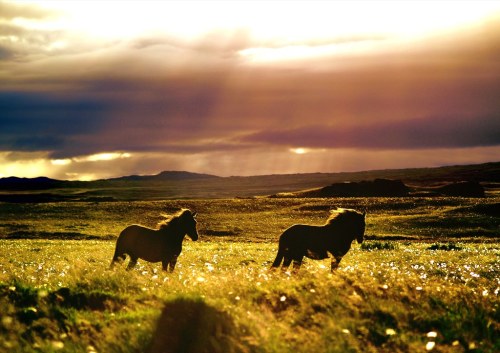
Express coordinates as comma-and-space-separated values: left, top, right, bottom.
0, 197, 499, 352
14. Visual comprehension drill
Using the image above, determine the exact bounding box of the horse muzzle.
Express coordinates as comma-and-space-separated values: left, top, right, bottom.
189, 231, 199, 241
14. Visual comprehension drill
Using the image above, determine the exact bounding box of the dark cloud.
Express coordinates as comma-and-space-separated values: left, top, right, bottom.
9, 135, 65, 151
0, 92, 109, 133
1, 11, 500, 177
241, 114, 500, 149
0, 92, 110, 153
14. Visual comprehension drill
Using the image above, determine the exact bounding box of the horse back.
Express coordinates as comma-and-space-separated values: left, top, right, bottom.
279, 224, 340, 259
119, 224, 157, 240
280, 224, 325, 246
117, 225, 176, 261
280, 224, 324, 241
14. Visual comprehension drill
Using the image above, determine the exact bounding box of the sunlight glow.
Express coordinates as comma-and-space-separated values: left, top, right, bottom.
47, 40, 67, 51
70, 173, 96, 182
239, 44, 348, 64
22, 1, 500, 46
290, 148, 308, 155
51, 158, 71, 166
0, 153, 49, 178
75, 152, 131, 162
11, 0, 494, 68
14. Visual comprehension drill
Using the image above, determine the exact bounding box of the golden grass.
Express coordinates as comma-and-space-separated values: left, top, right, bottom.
0, 239, 498, 352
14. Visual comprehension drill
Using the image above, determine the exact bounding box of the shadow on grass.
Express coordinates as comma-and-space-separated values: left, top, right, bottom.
149, 298, 248, 353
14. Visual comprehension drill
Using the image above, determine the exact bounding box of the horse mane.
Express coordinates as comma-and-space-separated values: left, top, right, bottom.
325, 208, 362, 226
157, 209, 191, 230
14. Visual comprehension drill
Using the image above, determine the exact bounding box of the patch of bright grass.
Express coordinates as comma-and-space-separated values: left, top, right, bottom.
0, 197, 498, 352
0, 240, 498, 352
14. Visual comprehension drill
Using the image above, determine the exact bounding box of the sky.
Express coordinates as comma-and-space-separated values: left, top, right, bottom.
1, 0, 500, 180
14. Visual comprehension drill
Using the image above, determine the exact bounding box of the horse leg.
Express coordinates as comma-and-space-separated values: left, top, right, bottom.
331, 256, 342, 272
127, 256, 138, 270
282, 257, 293, 272
110, 251, 126, 269
292, 258, 303, 273
166, 255, 178, 272
271, 248, 285, 269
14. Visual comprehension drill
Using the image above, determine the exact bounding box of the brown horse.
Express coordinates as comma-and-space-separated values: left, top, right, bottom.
271, 208, 365, 272
111, 209, 199, 272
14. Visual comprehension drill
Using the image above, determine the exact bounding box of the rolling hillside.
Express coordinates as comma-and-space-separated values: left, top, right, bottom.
0, 162, 498, 201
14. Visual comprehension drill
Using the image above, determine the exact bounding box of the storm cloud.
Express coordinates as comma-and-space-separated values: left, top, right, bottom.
242, 114, 500, 149
0, 1, 499, 179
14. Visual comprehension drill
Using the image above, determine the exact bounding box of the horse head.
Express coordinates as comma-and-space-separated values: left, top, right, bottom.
356, 211, 366, 244
181, 209, 199, 241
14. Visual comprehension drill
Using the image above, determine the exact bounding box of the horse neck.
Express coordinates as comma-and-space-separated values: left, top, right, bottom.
324, 222, 355, 243
160, 222, 186, 242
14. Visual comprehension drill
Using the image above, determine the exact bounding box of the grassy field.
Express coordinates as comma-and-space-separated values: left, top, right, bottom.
0, 197, 499, 352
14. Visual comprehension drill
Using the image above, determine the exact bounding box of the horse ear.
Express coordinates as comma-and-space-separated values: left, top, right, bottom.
192, 211, 197, 218
362, 209, 367, 217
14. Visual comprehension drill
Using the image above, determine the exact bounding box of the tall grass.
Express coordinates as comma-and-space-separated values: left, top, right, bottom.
0, 196, 498, 352
0, 240, 498, 352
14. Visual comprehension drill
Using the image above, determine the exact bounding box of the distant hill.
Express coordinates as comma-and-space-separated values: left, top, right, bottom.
271, 179, 486, 198
0, 162, 498, 201
105, 171, 219, 182
276, 179, 411, 198
0, 171, 218, 190
0, 176, 66, 190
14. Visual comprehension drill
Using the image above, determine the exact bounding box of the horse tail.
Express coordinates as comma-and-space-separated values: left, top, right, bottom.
271, 226, 295, 269
110, 228, 129, 268
110, 249, 120, 268
110, 244, 125, 268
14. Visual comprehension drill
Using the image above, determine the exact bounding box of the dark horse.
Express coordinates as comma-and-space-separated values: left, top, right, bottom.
271, 208, 365, 272
111, 209, 199, 272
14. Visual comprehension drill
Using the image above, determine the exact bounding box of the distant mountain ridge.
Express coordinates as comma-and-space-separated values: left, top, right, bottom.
0, 171, 218, 190
0, 162, 498, 199
106, 170, 219, 182
0, 176, 66, 190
